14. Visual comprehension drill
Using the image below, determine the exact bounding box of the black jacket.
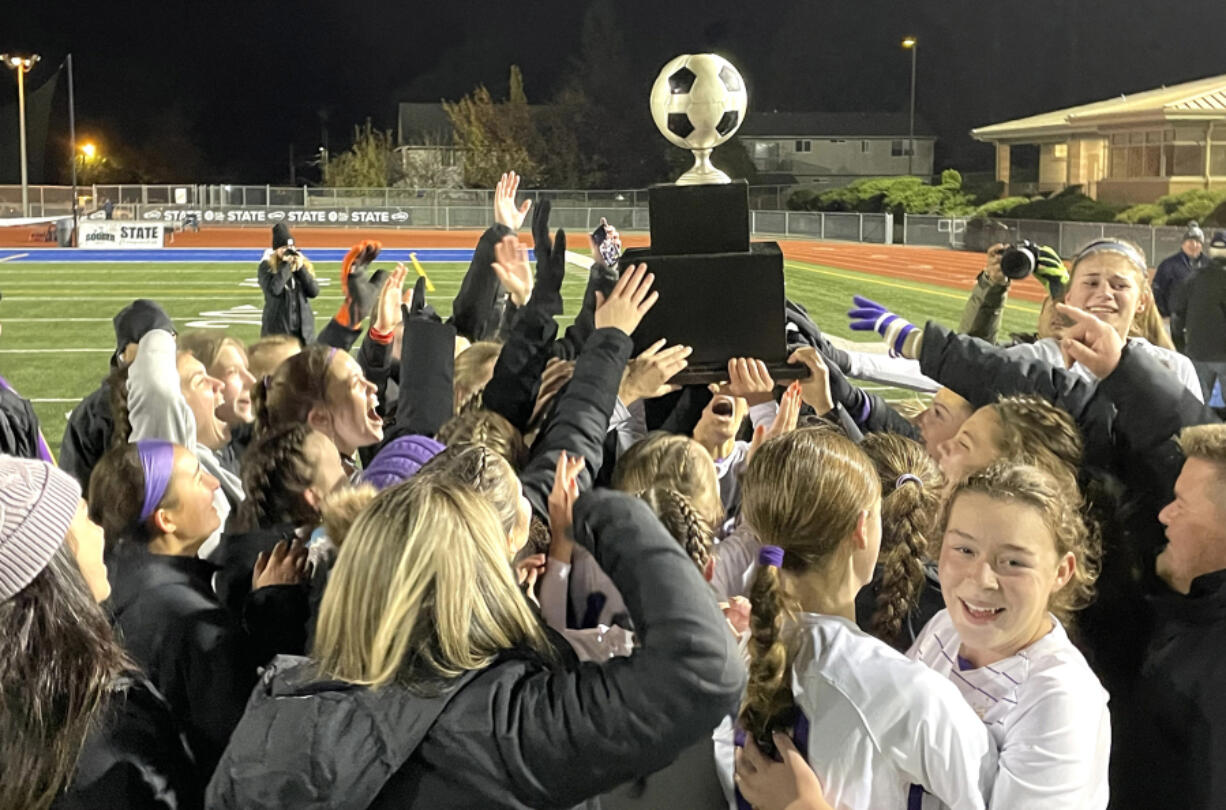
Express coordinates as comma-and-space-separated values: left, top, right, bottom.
0, 374, 47, 460
207, 491, 745, 810
448, 224, 513, 343
59, 382, 114, 491
1169, 258, 1226, 362
106, 547, 257, 778
258, 257, 320, 344
1153, 250, 1209, 317
520, 327, 633, 520
1112, 570, 1226, 809
53, 673, 202, 810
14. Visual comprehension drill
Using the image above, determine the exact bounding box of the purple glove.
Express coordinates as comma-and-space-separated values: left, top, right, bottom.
847, 295, 920, 358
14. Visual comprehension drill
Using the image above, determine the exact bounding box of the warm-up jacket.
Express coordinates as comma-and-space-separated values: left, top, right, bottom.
0, 373, 50, 461
52, 673, 202, 810
1153, 249, 1209, 317
107, 547, 257, 778
206, 490, 746, 810
1112, 569, 1226, 810
1169, 257, 1226, 362
258, 256, 320, 344
59, 382, 114, 490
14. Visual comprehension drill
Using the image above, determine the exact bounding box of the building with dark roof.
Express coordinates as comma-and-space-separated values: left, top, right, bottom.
736, 111, 936, 185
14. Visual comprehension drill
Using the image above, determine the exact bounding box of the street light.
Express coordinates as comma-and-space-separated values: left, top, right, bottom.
1, 53, 42, 217
81, 142, 97, 160
901, 37, 917, 176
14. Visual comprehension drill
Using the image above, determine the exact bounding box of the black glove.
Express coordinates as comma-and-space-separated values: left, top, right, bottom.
785, 299, 852, 375
404, 276, 441, 324
529, 201, 566, 318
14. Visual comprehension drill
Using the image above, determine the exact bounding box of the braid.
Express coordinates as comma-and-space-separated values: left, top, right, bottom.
107, 366, 132, 448
251, 376, 273, 439
860, 433, 943, 649
638, 486, 713, 573
739, 562, 795, 758
236, 423, 319, 531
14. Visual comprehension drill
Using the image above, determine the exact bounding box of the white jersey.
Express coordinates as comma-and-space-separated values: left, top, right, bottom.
908, 610, 1111, 810
716, 613, 995, 810
1005, 336, 1202, 403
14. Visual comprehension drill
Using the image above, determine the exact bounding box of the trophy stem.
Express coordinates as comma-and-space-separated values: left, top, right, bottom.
677, 148, 731, 186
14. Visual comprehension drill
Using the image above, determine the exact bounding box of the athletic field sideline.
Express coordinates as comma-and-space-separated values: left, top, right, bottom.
0, 252, 1038, 455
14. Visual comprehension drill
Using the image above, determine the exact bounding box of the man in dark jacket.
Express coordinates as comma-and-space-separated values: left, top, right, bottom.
259, 223, 319, 344
1170, 230, 1226, 404
1113, 424, 1226, 810
59, 299, 175, 492
1153, 221, 1209, 331
0, 292, 55, 461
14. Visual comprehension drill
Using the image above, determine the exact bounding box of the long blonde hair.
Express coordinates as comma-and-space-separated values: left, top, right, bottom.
313, 476, 551, 688
737, 428, 881, 752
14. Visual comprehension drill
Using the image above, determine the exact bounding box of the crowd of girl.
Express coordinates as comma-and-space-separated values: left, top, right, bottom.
1, 169, 1223, 810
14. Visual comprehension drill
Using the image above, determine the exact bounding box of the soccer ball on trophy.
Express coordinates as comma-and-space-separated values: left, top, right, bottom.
649, 53, 748, 185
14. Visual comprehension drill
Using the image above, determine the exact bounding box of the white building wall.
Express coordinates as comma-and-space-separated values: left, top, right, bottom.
744, 137, 935, 177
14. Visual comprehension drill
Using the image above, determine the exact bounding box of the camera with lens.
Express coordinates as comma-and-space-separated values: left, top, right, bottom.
1000, 240, 1041, 280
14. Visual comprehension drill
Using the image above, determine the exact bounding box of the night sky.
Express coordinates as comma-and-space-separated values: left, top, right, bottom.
3, 0, 1226, 184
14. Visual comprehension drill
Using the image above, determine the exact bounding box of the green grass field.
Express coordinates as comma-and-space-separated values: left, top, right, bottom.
0, 258, 1040, 456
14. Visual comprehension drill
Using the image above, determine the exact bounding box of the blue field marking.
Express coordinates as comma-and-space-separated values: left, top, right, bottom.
0, 248, 521, 263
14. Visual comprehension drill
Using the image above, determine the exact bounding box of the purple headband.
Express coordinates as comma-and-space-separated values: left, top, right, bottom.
758, 545, 785, 568
136, 439, 176, 522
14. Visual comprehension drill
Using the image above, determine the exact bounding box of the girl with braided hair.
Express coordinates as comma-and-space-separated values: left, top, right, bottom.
251, 343, 383, 475
909, 463, 1108, 809
854, 433, 946, 652
212, 424, 347, 620
724, 427, 993, 810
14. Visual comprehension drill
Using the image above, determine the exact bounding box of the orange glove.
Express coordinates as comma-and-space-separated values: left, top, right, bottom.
334, 239, 383, 328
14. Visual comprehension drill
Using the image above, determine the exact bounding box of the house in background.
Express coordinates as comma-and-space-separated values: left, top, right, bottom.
396, 102, 466, 183
736, 112, 937, 187
972, 73, 1226, 204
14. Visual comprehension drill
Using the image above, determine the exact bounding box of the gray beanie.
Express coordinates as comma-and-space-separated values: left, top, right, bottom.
0, 455, 81, 601
1184, 221, 1205, 244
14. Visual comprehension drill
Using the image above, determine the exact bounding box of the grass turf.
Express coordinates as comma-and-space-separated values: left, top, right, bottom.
0, 258, 1039, 456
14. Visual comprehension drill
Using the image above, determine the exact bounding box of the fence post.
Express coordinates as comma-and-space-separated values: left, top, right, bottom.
858, 214, 864, 243
820, 212, 825, 240
884, 212, 893, 245
265, 184, 270, 210
785, 211, 790, 237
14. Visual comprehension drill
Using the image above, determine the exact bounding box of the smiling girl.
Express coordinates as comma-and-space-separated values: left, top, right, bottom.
909, 463, 1109, 809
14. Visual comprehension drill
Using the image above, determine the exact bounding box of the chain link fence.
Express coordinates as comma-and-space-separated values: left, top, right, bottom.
903, 214, 1197, 264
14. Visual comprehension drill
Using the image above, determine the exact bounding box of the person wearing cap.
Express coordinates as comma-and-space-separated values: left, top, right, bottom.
1170, 230, 1226, 405
0, 455, 200, 810
258, 223, 319, 345
59, 298, 175, 492
1153, 220, 1209, 326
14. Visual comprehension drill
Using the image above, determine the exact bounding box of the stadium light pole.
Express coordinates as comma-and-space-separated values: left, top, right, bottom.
901, 36, 917, 177
2, 53, 41, 217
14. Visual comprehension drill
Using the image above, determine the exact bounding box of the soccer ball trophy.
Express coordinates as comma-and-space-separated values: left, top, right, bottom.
650, 54, 748, 185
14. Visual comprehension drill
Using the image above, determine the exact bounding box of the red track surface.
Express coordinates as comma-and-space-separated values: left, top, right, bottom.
40, 225, 1048, 304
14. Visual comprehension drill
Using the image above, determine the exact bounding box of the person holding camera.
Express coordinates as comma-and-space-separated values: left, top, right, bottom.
259, 223, 320, 345
958, 241, 1068, 344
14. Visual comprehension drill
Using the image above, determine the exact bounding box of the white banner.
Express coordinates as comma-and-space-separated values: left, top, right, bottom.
79, 221, 165, 249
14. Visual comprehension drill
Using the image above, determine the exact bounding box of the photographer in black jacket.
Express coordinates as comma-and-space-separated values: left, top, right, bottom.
258, 224, 319, 344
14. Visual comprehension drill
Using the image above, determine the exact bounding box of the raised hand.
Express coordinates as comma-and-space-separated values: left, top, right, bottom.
546, 450, 586, 564
1034, 244, 1069, 300
494, 171, 532, 231
491, 234, 534, 307
1057, 302, 1124, 378
726, 357, 776, 407
529, 201, 566, 316
372, 262, 410, 335
619, 339, 693, 406
787, 346, 835, 415
748, 381, 801, 462
594, 263, 658, 336
252, 537, 309, 590
847, 295, 921, 359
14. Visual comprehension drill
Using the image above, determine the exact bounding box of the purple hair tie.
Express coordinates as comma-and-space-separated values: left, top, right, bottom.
136, 439, 176, 522
896, 473, 922, 490
758, 545, 785, 568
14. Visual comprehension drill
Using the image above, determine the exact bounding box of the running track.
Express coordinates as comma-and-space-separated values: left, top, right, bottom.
2, 226, 1049, 303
